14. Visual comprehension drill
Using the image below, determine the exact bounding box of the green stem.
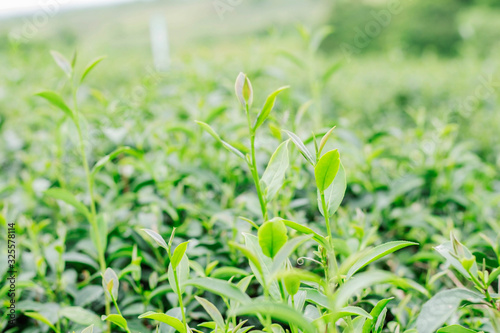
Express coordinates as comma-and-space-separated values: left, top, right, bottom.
172, 266, 188, 331
72, 84, 110, 332
245, 104, 268, 221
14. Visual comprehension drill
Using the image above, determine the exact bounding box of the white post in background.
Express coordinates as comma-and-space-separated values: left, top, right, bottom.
150, 14, 170, 72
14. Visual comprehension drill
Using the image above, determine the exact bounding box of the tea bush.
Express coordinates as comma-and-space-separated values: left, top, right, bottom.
0, 13, 499, 333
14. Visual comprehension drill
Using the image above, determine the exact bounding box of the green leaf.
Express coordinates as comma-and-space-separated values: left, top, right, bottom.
309, 26, 334, 52
321, 61, 343, 86
261, 140, 290, 201
437, 325, 478, 333
243, 233, 281, 300
487, 266, 500, 287
258, 219, 288, 258
315, 149, 340, 192
171, 241, 190, 269
91, 146, 141, 177
50, 50, 72, 77
362, 298, 393, 333
81, 325, 94, 333
254, 86, 289, 131
45, 188, 90, 221
235, 72, 253, 108
435, 241, 478, 280
142, 229, 169, 251
168, 255, 190, 295
228, 241, 264, 282
230, 301, 316, 333
283, 130, 315, 165
102, 268, 119, 300
101, 314, 128, 330
334, 271, 426, 308
318, 126, 336, 155
80, 56, 106, 84
186, 277, 251, 304
59, 306, 101, 327
195, 296, 225, 331
284, 274, 300, 296
138, 311, 186, 333
316, 306, 372, 323
210, 266, 249, 279
36, 91, 74, 119
416, 289, 485, 333
282, 219, 328, 248
71, 50, 77, 69
346, 241, 418, 279
24, 312, 58, 332
270, 234, 313, 276
196, 121, 245, 159
318, 162, 346, 217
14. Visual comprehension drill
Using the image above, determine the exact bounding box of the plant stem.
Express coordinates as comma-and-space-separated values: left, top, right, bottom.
245, 104, 268, 221
172, 266, 188, 331
72, 85, 110, 332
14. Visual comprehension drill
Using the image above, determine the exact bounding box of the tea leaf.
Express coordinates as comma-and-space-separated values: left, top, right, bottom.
24, 312, 58, 332
346, 241, 418, 279
282, 219, 328, 248
258, 219, 288, 258
102, 268, 119, 299
142, 229, 169, 251
91, 146, 140, 177
235, 72, 253, 108
101, 314, 128, 330
138, 311, 186, 333
316, 306, 372, 323
36, 91, 74, 119
187, 277, 251, 304
487, 266, 500, 287
318, 162, 346, 217
270, 234, 313, 276
168, 255, 190, 294
196, 121, 245, 159
435, 241, 478, 280
80, 56, 106, 84
284, 274, 300, 296
416, 289, 484, 333
230, 301, 316, 333
50, 50, 72, 77
362, 298, 393, 333
171, 241, 190, 269
283, 130, 315, 165
45, 188, 91, 221
315, 149, 340, 192
261, 140, 290, 201
437, 325, 478, 333
195, 296, 225, 331
59, 306, 101, 327
254, 86, 289, 131
318, 126, 336, 155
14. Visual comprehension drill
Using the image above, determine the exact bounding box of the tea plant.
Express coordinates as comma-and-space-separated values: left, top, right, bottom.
134, 73, 427, 333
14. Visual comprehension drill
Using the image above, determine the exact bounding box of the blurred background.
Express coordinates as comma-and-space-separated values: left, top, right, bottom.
1, 0, 500, 244
1, 0, 500, 247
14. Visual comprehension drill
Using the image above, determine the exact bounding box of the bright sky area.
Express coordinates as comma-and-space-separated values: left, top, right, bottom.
0, 0, 136, 17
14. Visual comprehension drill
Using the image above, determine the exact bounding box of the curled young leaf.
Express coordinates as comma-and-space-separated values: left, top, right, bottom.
235, 72, 253, 108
